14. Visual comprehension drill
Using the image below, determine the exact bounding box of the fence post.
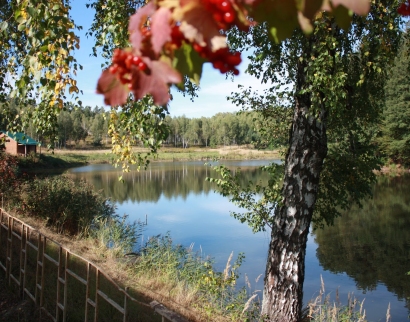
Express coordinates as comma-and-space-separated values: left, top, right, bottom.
63, 250, 69, 322
19, 223, 25, 296
6, 216, 12, 285
124, 287, 129, 322
85, 262, 91, 322
35, 234, 41, 305
0, 209, 3, 272
22, 226, 29, 300
40, 236, 46, 310
56, 245, 63, 322
94, 268, 100, 322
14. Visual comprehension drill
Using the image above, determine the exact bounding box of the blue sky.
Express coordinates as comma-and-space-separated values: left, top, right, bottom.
70, 2, 270, 118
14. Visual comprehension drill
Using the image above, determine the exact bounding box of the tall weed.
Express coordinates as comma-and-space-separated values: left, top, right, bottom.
306, 277, 367, 322
89, 213, 143, 256
131, 233, 260, 321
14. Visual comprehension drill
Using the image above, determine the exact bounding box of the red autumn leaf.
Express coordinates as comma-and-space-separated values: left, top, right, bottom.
129, 2, 156, 53
96, 69, 130, 106
174, 0, 227, 52
329, 0, 370, 15
130, 58, 182, 105
151, 7, 173, 55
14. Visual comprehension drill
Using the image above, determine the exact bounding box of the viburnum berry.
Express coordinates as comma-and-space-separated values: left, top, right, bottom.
109, 49, 148, 86
109, 64, 119, 74
132, 56, 142, 66
170, 25, 186, 48
193, 43, 207, 56
137, 61, 147, 71
202, 0, 236, 29
224, 12, 234, 24
192, 44, 241, 75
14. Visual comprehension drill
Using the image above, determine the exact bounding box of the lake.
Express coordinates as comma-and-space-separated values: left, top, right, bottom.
66, 160, 410, 321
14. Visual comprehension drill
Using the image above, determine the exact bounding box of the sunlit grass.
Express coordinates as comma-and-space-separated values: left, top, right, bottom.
121, 234, 260, 322
34, 146, 281, 167
304, 276, 393, 322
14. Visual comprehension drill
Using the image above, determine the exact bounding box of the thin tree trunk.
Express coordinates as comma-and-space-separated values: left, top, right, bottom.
261, 54, 328, 321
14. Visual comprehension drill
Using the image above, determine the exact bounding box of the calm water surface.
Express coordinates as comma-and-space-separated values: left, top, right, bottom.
66, 161, 410, 321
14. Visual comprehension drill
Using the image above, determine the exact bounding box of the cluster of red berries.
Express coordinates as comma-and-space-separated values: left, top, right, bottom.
170, 25, 186, 48
193, 44, 241, 74
170, 24, 241, 74
109, 49, 148, 86
202, 0, 236, 29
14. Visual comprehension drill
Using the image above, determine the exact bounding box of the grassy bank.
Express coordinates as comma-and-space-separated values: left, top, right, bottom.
22, 146, 281, 170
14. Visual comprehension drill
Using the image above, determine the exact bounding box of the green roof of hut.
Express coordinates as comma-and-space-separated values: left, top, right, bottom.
0, 131, 38, 145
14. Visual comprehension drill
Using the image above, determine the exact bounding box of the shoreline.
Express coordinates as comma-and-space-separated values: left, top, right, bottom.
375, 164, 410, 175
19, 146, 283, 170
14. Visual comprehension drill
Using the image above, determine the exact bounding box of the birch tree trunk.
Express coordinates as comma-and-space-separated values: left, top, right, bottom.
261, 56, 328, 321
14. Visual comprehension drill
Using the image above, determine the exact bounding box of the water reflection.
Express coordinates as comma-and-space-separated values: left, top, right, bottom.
314, 174, 410, 311
67, 161, 273, 204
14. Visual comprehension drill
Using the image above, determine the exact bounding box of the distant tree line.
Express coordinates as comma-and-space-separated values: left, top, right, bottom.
0, 102, 280, 149
0, 102, 110, 148
163, 112, 272, 148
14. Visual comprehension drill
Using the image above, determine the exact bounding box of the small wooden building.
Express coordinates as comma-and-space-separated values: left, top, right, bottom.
0, 131, 38, 156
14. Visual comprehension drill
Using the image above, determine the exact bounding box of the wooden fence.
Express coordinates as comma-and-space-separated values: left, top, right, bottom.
0, 208, 188, 322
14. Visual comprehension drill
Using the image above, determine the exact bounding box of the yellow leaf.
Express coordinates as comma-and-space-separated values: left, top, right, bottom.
69, 86, 78, 94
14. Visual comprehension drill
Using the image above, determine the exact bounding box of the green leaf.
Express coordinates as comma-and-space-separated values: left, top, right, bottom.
17, 23, 26, 31
0, 21, 8, 32
16, 78, 25, 89
26, 7, 37, 18
14, 10, 22, 20
252, 0, 299, 43
173, 43, 206, 88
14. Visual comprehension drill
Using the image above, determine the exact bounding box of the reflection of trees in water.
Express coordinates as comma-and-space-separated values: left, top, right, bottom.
67, 164, 269, 204
314, 174, 410, 310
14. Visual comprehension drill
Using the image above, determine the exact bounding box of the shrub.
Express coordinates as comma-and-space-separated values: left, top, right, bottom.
0, 153, 26, 208
22, 176, 115, 235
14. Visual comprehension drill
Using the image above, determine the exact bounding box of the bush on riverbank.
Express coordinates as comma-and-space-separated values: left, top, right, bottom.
21, 176, 116, 235
0, 153, 27, 209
